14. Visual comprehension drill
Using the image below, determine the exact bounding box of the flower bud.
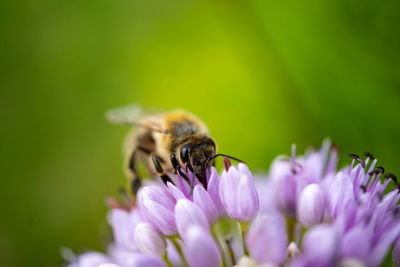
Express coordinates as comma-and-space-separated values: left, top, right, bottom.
325, 172, 354, 219
184, 225, 221, 267
297, 183, 325, 227
138, 186, 177, 235
166, 182, 186, 200
109, 209, 138, 251
269, 160, 297, 217
134, 222, 166, 257
219, 163, 259, 222
193, 184, 220, 224
245, 213, 288, 264
206, 167, 224, 214
175, 199, 209, 239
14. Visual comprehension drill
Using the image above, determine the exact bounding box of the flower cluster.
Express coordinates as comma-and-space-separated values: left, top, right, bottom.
65, 141, 400, 267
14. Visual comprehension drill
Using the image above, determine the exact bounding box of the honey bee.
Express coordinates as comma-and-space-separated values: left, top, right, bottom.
106, 104, 241, 198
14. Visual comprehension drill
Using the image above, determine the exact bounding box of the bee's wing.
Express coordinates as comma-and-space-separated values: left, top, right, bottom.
106, 104, 168, 134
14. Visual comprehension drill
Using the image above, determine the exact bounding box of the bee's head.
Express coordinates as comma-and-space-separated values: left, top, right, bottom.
179, 136, 216, 186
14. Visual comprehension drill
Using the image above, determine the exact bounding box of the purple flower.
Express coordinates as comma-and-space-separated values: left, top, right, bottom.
134, 222, 166, 256
175, 199, 209, 239
295, 224, 340, 267
166, 167, 224, 224
297, 183, 325, 227
66, 141, 400, 267
269, 157, 298, 217
219, 163, 259, 222
138, 185, 177, 235
109, 208, 142, 251
193, 184, 221, 224
183, 225, 221, 267
246, 213, 288, 264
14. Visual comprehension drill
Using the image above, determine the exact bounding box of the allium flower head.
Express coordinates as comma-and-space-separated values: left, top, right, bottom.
66, 140, 400, 267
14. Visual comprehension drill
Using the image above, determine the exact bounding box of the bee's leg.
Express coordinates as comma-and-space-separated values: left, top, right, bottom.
151, 154, 175, 185
170, 154, 190, 183
128, 149, 142, 198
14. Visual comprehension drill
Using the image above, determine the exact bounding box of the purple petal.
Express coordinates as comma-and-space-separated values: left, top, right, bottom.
220, 164, 259, 222
269, 160, 297, 217
125, 254, 167, 267
246, 213, 288, 264
340, 225, 370, 260
175, 199, 209, 239
369, 222, 400, 266
254, 176, 278, 213
184, 225, 221, 267
207, 167, 224, 214
302, 224, 340, 266
297, 183, 325, 227
325, 172, 354, 219
219, 166, 239, 218
134, 222, 166, 257
193, 185, 220, 224
238, 163, 252, 178
166, 182, 186, 201
139, 186, 177, 235
237, 174, 259, 221
109, 209, 137, 251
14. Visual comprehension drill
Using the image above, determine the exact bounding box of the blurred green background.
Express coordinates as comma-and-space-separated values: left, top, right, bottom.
1, 0, 400, 266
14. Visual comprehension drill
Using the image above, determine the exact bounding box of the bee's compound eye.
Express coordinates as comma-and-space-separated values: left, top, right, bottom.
180, 146, 189, 163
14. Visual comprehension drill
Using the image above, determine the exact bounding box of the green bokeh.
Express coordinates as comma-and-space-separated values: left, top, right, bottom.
1, 0, 399, 266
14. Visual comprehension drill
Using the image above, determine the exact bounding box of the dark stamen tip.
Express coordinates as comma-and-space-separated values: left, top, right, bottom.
369, 168, 384, 176
369, 170, 378, 176
363, 152, 375, 160
348, 153, 360, 160
385, 173, 397, 183
376, 166, 384, 174
348, 153, 365, 168
223, 157, 232, 171
360, 185, 367, 193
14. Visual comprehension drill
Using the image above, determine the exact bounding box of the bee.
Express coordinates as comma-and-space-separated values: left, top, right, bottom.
106, 104, 241, 198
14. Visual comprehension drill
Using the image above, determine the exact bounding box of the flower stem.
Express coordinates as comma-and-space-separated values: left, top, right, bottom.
163, 253, 173, 267
238, 221, 249, 256
286, 217, 297, 242
212, 222, 231, 267
169, 237, 189, 267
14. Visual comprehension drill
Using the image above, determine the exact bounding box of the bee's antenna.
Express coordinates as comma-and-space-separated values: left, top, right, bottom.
208, 153, 244, 163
